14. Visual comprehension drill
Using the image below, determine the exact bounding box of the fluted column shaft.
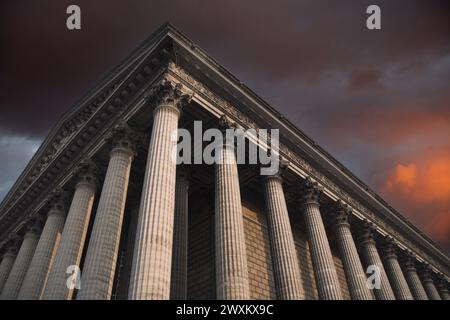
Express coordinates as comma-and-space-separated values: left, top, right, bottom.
263, 174, 303, 300
18, 205, 67, 300
215, 138, 250, 300
402, 258, 428, 300
42, 163, 97, 300
77, 144, 134, 300
170, 171, 189, 300
128, 81, 190, 300
332, 204, 373, 300
358, 233, 395, 300
301, 179, 342, 300
422, 271, 442, 300
303, 202, 342, 300
0, 249, 18, 294
1, 228, 41, 300
382, 249, 413, 300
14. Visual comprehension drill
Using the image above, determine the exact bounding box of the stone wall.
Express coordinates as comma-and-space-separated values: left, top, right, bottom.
242, 195, 277, 300
143, 188, 353, 300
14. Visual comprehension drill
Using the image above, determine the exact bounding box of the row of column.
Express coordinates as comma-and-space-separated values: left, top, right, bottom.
0, 120, 138, 300
0, 79, 449, 300
295, 182, 449, 301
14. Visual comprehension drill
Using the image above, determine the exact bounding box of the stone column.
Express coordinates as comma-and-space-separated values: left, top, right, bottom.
42, 160, 98, 300
421, 265, 441, 300
0, 220, 42, 300
0, 240, 20, 293
301, 178, 342, 300
77, 124, 137, 300
128, 81, 191, 300
380, 237, 413, 300
262, 162, 303, 300
436, 275, 450, 300
401, 252, 428, 300
17, 191, 69, 300
215, 116, 250, 300
170, 168, 190, 300
357, 221, 395, 300
331, 201, 373, 300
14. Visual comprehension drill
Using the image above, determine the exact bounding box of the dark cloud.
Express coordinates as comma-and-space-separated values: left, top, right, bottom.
348, 68, 383, 90
0, 136, 39, 200
0, 0, 449, 251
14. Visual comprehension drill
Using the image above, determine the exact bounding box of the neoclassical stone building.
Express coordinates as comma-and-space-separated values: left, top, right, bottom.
0, 23, 449, 300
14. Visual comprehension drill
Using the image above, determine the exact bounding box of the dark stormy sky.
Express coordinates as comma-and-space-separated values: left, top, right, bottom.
1, 1, 449, 252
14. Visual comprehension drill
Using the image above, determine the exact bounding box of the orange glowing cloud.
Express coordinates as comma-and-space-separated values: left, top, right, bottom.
419, 156, 450, 202
383, 163, 417, 194
325, 102, 450, 149
380, 150, 450, 251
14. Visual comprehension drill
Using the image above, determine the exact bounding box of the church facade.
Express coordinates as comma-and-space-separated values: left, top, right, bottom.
0, 23, 449, 300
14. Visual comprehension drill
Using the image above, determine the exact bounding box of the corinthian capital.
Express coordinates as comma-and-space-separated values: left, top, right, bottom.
301, 177, 323, 205
356, 219, 376, 245
151, 80, 192, 113
218, 114, 236, 132
421, 263, 435, 282
23, 217, 44, 239
402, 250, 417, 271
47, 188, 70, 214
75, 158, 99, 188
436, 274, 449, 291
106, 121, 142, 154
3, 235, 21, 256
332, 200, 352, 229
381, 235, 397, 259
261, 158, 289, 181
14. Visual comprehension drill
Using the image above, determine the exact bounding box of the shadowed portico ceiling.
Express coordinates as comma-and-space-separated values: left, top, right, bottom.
0, 23, 448, 278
